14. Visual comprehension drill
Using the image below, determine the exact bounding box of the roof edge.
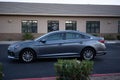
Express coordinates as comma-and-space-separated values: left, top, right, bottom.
0, 2, 120, 6
0, 13, 120, 17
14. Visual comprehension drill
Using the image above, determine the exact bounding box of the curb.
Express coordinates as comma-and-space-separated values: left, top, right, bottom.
91, 73, 120, 77
105, 40, 120, 44
15, 73, 120, 80
0, 41, 18, 45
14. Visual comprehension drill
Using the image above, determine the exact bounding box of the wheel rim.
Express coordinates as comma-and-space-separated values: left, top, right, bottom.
22, 50, 34, 62
83, 49, 94, 60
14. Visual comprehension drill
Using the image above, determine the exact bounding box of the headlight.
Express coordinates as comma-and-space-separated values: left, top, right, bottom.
8, 42, 22, 51
8, 44, 20, 51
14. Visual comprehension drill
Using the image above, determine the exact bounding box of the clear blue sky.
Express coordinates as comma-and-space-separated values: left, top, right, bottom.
0, 0, 120, 5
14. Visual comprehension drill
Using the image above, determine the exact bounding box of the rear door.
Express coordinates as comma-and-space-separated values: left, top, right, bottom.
62, 32, 85, 56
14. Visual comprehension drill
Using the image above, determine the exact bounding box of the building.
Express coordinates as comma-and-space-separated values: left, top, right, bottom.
0, 2, 120, 40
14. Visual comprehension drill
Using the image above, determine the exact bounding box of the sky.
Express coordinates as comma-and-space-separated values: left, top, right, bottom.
0, 0, 120, 5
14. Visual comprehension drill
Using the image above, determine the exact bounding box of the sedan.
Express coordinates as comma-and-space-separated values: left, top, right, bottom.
8, 30, 106, 62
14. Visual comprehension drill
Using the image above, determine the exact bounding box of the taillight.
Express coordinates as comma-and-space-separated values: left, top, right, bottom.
99, 40, 105, 43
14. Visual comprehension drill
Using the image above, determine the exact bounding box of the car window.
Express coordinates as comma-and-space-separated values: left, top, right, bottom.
46, 33, 64, 41
66, 32, 90, 40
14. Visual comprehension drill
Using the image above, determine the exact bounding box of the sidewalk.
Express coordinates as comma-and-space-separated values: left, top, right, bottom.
0, 40, 120, 45
15, 73, 120, 80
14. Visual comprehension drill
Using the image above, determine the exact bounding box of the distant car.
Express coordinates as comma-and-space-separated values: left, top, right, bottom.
8, 30, 106, 62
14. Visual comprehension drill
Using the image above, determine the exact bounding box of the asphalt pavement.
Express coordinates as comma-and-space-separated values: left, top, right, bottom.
0, 41, 120, 80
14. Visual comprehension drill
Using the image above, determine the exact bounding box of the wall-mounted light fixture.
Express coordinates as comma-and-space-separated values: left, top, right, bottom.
8, 19, 12, 23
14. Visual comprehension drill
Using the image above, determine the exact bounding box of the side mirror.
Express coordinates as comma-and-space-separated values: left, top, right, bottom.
40, 39, 46, 43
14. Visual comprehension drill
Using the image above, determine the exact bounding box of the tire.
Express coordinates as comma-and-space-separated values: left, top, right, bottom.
20, 49, 35, 63
81, 48, 95, 60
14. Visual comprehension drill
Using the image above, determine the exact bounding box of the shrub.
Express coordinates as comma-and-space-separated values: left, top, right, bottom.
92, 34, 99, 37
7, 38, 12, 41
54, 59, 94, 80
22, 33, 34, 40
0, 63, 3, 80
104, 34, 115, 40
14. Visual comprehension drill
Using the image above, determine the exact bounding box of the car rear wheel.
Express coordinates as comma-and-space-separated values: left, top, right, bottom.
81, 48, 95, 60
20, 49, 35, 63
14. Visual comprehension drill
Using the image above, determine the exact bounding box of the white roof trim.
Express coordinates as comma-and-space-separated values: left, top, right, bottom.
0, 13, 120, 17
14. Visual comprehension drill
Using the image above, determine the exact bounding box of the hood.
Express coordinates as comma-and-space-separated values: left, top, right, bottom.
10, 40, 35, 46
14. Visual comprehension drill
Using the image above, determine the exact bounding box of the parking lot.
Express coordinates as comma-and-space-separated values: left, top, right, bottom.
0, 43, 120, 80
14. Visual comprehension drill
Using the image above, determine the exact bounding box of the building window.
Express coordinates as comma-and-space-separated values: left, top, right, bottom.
65, 21, 77, 30
22, 20, 37, 33
86, 21, 100, 33
48, 20, 59, 32
118, 21, 120, 33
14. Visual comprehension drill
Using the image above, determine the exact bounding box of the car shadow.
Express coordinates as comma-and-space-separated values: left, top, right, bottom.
8, 57, 82, 64
8, 57, 105, 64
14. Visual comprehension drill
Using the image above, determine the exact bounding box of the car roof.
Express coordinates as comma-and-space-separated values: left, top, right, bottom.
49, 30, 80, 34
49, 30, 93, 37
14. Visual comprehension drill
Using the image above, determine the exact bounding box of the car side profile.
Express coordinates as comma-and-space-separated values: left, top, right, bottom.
8, 30, 106, 62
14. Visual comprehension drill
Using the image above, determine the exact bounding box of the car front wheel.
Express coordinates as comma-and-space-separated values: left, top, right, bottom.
20, 49, 35, 63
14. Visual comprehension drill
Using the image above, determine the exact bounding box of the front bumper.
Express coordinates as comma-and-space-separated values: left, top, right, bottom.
8, 56, 18, 59
8, 50, 19, 60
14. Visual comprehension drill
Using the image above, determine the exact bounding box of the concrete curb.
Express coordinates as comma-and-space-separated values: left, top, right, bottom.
91, 73, 120, 77
15, 73, 120, 80
105, 40, 120, 44
0, 41, 19, 44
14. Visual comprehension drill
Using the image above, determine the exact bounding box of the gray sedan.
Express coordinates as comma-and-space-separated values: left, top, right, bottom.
8, 30, 106, 62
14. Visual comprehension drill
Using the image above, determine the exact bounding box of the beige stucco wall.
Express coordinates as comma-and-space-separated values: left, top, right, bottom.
0, 16, 21, 33
0, 16, 120, 34
100, 18, 119, 33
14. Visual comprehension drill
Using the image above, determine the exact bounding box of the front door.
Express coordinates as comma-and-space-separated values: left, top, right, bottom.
38, 33, 65, 57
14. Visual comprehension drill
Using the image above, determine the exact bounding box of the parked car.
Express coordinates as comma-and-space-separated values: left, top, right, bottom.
8, 30, 106, 62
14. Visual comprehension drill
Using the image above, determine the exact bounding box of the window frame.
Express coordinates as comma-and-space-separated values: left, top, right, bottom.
21, 20, 38, 33
118, 21, 120, 33
65, 20, 77, 30
47, 20, 59, 32
86, 21, 100, 33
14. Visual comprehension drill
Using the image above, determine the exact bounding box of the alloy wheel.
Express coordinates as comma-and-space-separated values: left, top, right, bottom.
82, 48, 95, 60
21, 50, 34, 62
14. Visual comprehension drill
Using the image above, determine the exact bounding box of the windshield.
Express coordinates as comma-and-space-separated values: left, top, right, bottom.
34, 33, 51, 41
